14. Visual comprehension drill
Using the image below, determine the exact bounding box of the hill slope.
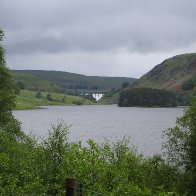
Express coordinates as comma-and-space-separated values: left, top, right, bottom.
12, 70, 136, 92
15, 90, 93, 110
132, 53, 196, 92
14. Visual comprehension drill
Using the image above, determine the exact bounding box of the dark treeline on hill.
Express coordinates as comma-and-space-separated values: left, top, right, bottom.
118, 88, 177, 107
12, 70, 136, 92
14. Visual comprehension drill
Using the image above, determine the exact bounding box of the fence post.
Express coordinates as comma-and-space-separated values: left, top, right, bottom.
78, 183, 82, 196
66, 178, 76, 196
66, 178, 82, 196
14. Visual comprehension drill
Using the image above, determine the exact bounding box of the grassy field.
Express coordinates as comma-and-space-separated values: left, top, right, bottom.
98, 92, 119, 105
15, 90, 94, 110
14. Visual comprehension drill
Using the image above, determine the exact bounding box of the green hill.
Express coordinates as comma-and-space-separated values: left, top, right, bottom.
132, 53, 196, 92
15, 90, 94, 110
99, 53, 196, 105
12, 70, 136, 92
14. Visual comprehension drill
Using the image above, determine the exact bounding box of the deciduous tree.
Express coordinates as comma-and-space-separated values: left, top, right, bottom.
0, 29, 16, 127
163, 98, 196, 195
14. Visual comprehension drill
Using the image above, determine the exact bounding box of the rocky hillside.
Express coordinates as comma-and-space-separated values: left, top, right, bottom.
132, 53, 196, 92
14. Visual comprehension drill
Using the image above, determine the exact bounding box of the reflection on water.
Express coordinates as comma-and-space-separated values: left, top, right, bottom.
13, 105, 184, 156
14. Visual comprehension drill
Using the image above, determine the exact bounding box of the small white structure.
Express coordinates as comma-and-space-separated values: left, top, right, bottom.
92, 93, 104, 101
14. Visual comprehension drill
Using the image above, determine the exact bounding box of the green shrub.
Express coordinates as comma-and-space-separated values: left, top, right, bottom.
0, 121, 187, 195
163, 98, 196, 195
35, 90, 42, 99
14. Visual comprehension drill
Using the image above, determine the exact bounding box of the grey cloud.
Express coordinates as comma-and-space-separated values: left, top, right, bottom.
1, 0, 196, 55
1, 0, 196, 78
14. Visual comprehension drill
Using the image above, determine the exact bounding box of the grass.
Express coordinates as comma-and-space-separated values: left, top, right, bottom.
15, 90, 94, 110
98, 92, 119, 105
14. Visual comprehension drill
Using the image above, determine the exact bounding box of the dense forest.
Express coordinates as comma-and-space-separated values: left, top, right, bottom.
1, 30, 196, 195
118, 88, 177, 107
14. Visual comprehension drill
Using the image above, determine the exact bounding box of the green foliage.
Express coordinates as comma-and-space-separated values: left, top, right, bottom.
41, 122, 70, 195
35, 90, 42, 99
163, 98, 196, 195
0, 128, 46, 194
182, 79, 196, 91
0, 29, 16, 127
61, 96, 66, 103
0, 121, 188, 195
119, 88, 177, 107
175, 92, 195, 106
0, 30, 5, 65
47, 93, 53, 101
14, 81, 25, 95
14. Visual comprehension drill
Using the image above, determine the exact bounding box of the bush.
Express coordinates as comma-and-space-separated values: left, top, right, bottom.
163, 98, 196, 195
182, 79, 196, 91
0, 121, 187, 195
35, 90, 42, 99
0, 30, 16, 127
61, 96, 66, 103
47, 93, 53, 101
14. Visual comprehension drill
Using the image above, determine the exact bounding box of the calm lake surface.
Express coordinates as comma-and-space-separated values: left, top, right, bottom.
14, 105, 184, 156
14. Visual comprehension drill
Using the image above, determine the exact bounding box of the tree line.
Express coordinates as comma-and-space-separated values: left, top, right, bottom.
118, 88, 177, 107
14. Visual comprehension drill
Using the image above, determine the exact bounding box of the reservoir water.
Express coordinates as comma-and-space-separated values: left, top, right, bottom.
13, 105, 184, 156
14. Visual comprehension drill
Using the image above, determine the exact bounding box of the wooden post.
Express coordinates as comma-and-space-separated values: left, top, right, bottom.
66, 178, 82, 196
78, 183, 82, 196
66, 178, 76, 196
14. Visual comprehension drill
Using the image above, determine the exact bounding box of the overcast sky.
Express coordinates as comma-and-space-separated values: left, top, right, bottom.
1, 0, 196, 78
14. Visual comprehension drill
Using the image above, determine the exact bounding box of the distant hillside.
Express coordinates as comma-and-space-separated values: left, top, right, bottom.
12, 70, 136, 92
132, 53, 196, 92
